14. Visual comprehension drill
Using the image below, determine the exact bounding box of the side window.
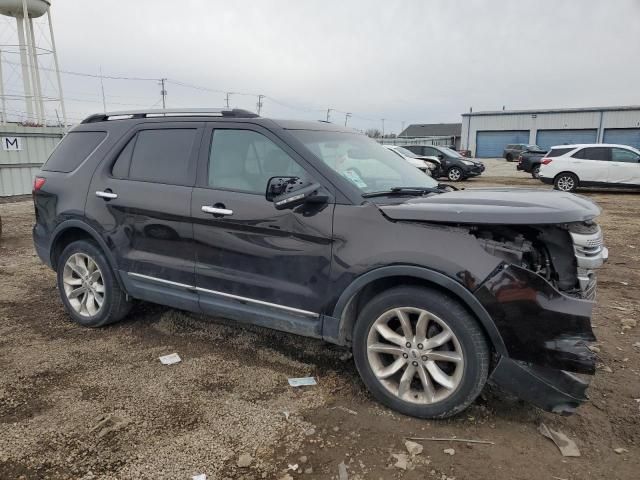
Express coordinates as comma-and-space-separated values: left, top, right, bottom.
573, 147, 609, 161
128, 129, 197, 185
42, 131, 106, 173
208, 129, 307, 194
611, 148, 640, 163
547, 147, 573, 157
423, 147, 439, 156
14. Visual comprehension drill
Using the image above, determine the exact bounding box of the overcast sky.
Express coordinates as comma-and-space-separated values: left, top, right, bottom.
2, 0, 640, 132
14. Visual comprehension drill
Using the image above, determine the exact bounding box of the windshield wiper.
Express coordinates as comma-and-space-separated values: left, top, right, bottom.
362, 186, 443, 198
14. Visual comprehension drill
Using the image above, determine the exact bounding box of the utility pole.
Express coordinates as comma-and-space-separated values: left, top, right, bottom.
99, 66, 107, 113
381, 118, 385, 138
160, 78, 167, 109
256, 94, 265, 115
326, 108, 332, 122
401, 121, 405, 136
225, 92, 234, 109
344, 112, 352, 126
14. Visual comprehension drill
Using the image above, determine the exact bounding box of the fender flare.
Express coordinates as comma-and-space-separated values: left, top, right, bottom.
49, 219, 123, 288
329, 265, 506, 354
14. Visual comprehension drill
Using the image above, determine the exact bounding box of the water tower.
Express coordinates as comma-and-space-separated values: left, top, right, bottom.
0, 0, 66, 126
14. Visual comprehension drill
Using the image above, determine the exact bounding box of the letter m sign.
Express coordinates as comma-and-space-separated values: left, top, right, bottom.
2, 137, 23, 151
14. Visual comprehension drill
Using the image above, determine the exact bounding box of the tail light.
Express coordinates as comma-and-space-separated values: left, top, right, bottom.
541, 158, 553, 165
33, 176, 46, 191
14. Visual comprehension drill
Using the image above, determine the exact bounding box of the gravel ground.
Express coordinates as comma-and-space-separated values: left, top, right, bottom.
0, 170, 638, 480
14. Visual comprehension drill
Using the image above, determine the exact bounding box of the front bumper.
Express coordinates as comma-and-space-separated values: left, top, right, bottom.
489, 357, 591, 414
464, 164, 485, 176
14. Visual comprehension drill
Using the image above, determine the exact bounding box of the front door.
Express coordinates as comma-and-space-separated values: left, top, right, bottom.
191, 123, 334, 327
608, 147, 640, 186
86, 122, 203, 308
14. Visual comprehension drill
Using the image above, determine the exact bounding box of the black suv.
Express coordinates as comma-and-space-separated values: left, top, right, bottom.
33, 109, 607, 419
401, 145, 484, 182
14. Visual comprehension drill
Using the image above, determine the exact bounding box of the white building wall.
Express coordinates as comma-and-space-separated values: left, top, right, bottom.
461, 108, 640, 155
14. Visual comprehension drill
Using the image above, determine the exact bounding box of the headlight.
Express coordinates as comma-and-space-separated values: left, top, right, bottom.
462, 160, 475, 166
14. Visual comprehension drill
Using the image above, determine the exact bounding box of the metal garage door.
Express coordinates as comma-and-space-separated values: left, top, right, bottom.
603, 129, 640, 149
536, 129, 597, 150
476, 131, 530, 157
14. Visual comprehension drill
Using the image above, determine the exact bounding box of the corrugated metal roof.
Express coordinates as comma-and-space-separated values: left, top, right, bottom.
399, 123, 461, 137
463, 105, 640, 117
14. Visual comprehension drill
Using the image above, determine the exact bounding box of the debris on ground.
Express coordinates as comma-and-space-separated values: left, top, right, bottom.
298, 455, 308, 464
192, 475, 206, 480
330, 405, 358, 415
158, 352, 181, 365
90, 413, 129, 439
304, 467, 313, 474
620, 318, 637, 330
443, 448, 455, 456
288, 377, 317, 387
338, 461, 348, 480
279, 474, 294, 480
538, 423, 581, 457
404, 440, 423, 456
406, 436, 494, 445
391, 453, 410, 470
588, 345, 601, 353
237, 453, 253, 468
614, 447, 629, 454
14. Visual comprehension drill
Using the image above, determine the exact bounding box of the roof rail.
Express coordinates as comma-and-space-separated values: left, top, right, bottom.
81, 108, 259, 124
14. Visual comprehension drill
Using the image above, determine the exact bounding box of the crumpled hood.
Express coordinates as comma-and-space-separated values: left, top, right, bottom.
378, 187, 601, 224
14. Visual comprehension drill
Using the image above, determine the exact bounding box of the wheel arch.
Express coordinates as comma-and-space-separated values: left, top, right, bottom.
49, 220, 123, 289
326, 266, 506, 355
554, 170, 580, 183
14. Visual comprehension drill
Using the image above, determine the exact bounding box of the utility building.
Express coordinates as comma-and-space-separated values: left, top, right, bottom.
461, 106, 640, 158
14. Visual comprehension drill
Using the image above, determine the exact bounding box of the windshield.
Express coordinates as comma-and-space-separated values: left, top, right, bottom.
392, 146, 419, 158
290, 130, 438, 193
439, 147, 464, 158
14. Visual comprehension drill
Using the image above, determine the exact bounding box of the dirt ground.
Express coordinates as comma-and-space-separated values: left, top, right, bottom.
1, 173, 639, 480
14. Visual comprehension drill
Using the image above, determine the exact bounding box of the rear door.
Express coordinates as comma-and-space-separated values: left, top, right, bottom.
86, 122, 203, 308
608, 147, 640, 186
191, 123, 334, 322
570, 147, 610, 183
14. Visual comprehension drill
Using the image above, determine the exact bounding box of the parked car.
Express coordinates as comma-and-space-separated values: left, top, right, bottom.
516, 146, 548, 178
33, 108, 607, 419
382, 145, 437, 175
401, 145, 485, 181
503, 144, 543, 162
538, 144, 640, 192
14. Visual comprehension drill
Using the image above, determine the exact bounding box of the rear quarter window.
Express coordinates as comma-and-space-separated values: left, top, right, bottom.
42, 131, 107, 173
546, 147, 574, 158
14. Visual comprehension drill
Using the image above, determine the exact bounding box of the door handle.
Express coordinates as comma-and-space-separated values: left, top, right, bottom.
202, 205, 233, 216
96, 190, 118, 200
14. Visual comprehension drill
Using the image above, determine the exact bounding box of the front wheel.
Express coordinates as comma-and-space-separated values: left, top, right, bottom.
57, 240, 132, 327
554, 172, 578, 192
352, 286, 490, 419
505, 154, 513, 162
447, 167, 464, 182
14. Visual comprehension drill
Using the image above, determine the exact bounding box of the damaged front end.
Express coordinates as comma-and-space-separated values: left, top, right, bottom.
471, 221, 608, 414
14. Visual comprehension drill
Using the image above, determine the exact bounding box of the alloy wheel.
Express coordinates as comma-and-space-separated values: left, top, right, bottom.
448, 168, 462, 181
366, 307, 464, 404
556, 175, 575, 191
62, 253, 105, 317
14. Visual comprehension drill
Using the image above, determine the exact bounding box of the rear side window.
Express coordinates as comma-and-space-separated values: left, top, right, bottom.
573, 147, 609, 161
546, 147, 573, 157
611, 148, 640, 163
126, 129, 197, 185
42, 131, 106, 173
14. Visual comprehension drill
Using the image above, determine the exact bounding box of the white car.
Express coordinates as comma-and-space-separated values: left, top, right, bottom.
539, 144, 640, 192
383, 145, 439, 176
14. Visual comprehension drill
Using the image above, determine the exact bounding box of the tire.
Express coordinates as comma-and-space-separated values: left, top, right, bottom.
352, 286, 490, 419
554, 172, 579, 192
447, 167, 464, 182
531, 164, 541, 179
505, 153, 513, 162
56, 240, 132, 327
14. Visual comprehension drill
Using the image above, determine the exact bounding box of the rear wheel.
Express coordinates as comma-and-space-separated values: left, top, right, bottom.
57, 240, 132, 327
554, 172, 578, 192
506, 153, 513, 162
531, 164, 541, 179
352, 286, 490, 418
447, 167, 464, 182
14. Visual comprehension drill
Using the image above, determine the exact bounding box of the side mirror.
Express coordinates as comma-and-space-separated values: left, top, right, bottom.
438, 154, 444, 160
266, 177, 327, 210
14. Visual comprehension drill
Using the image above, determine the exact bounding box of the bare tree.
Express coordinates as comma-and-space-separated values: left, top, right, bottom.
365, 128, 382, 138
